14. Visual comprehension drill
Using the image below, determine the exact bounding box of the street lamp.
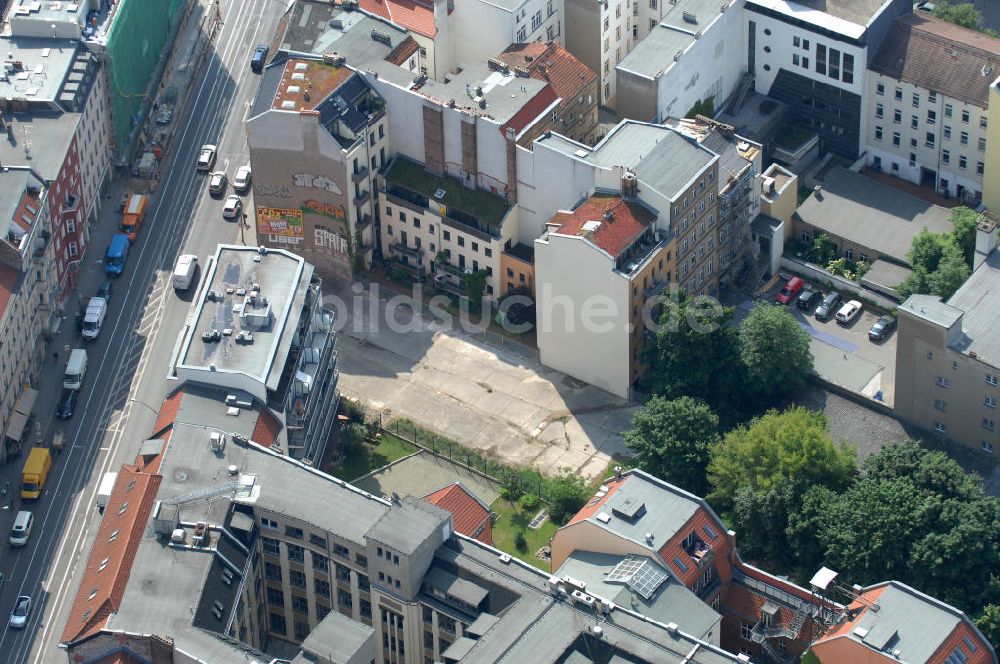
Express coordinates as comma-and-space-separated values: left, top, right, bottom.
128, 397, 161, 417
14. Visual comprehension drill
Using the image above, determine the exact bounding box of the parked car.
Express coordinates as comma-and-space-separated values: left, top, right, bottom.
250, 44, 269, 72
775, 276, 805, 305
814, 292, 842, 321
797, 288, 820, 310
196, 144, 217, 171
208, 171, 227, 196
96, 279, 113, 303
222, 195, 243, 220
869, 315, 897, 341
154, 108, 173, 125
836, 300, 863, 325
233, 165, 252, 193
56, 388, 78, 420
9, 595, 30, 629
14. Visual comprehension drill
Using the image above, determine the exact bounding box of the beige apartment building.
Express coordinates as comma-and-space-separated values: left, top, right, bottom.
564, 0, 633, 106
0, 167, 59, 465
895, 217, 1000, 455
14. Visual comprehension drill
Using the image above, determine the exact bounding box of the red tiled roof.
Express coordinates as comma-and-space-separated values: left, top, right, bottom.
359, 0, 437, 37
818, 586, 889, 641
386, 36, 421, 66
424, 483, 492, 544
658, 508, 734, 587
568, 475, 628, 524
273, 59, 353, 111
929, 623, 994, 664
60, 466, 163, 645
252, 408, 283, 447
12, 188, 41, 233
0, 266, 18, 321
550, 195, 655, 258
501, 83, 558, 137
152, 389, 184, 436
498, 42, 597, 106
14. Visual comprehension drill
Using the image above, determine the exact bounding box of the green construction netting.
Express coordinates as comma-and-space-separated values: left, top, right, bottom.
105, 0, 187, 159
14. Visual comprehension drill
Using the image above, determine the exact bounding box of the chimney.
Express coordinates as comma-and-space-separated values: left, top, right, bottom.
814, 184, 823, 201
975, 216, 998, 270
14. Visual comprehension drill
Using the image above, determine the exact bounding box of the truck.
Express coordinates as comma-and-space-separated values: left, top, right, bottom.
81, 297, 107, 340
120, 194, 148, 241
172, 254, 198, 291
96, 471, 117, 509
21, 447, 52, 500
105, 233, 130, 277
64, 348, 87, 389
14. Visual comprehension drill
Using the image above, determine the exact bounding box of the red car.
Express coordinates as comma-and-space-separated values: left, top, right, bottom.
775, 277, 805, 305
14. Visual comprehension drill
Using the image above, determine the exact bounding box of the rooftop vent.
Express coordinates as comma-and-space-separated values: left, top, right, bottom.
611, 497, 646, 522
434, 188, 446, 199
227, 465, 239, 476
371, 29, 392, 47
323, 51, 346, 66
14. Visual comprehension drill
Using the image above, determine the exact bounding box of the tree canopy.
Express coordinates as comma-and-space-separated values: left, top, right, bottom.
977, 604, 1000, 650
933, 2, 1000, 36
623, 396, 718, 495
899, 228, 971, 300
706, 407, 855, 510
738, 303, 814, 406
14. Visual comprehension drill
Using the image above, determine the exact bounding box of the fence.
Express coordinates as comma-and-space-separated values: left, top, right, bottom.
467, 329, 539, 362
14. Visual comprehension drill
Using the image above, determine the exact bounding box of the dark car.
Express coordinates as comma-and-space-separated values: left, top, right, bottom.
96, 279, 113, 303
56, 388, 78, 420
796, 288, 820, 310
250, 44, 269, 72
869, 315, 897, 341
814, 292, 842, 321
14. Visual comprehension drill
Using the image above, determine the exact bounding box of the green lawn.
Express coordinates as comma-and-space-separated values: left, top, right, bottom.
386, 157, 510, 229
491, 500, 559, 571
328, 434, 417, 482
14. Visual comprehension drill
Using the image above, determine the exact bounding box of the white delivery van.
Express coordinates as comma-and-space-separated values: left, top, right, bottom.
64, 348, 87, 390
172, 254, 198, 291
81, 297, 107, 340
9, 510, 33, 547
96, 472, 117, 509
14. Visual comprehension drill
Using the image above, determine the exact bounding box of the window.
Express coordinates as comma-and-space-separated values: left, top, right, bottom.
893, 109, 901, 123
979, 137, 987, 151
910, 138, 918, 149
943, 149, 951, 164
803, 57, 809, 68
793, 53, 799, 66
911, 115, 918, 130
289, 569, 306, 588
934, 421, 947, 434
978, 161, 985, 176
287, 543, 304, 563
517, 26, 526, 41
270, 613, 286, 634
960, 155, 968, 169
443, 230, 450, 241
892, 132, 901, 147
962, 109, 970, 123
912, 92, 920, 107
262, 537, 280, 555
937, 376, 950, 387
944, 125, 952, 140
875, 126, 883, 141
876, 82, 885, 95
267, 587, 284, 605
413, 218, 420, 229
981, 116, 988, 129
926, 132, 935, 148
945, 103, 953, 117
292, 595, 309, 614
927, 109, 936, 124
842, 53, 854, 83
315, 578, 331, 598
985, 419, 996, 431
261, 518, 278, 530
828, 47, 840, 79
333, 543, 350, 558
313, 553, 328, 572
816, 44, 826, 75
895, 87, 903, 101
961, 131, 969, 145
793, 36, 800, 47
285, 525, 303, 539
983, 441, 995, 454
988, 374, 998, 386
741, 622, 753, 641
265, 562, 282, 581
875, 103, 883, 118
845, 248, 854, 260
909, 152, 917, 167
986, 396, 998, 409
309, 533, 326, 548
934, 399, 947, 412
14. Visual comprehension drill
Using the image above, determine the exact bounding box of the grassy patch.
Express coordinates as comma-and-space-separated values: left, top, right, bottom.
329, 433, 417, 482
491, 499, 559, 570
386, 157, 510, 229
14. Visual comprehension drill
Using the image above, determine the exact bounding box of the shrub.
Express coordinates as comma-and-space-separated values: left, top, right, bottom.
514, 531, 528, 552
520, 493, 541, 511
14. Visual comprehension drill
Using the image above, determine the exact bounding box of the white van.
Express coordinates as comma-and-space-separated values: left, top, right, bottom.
81, 297, 107, 340
172, 254, 198, 291
64, 348, 88, 390
9, 510, 32, 547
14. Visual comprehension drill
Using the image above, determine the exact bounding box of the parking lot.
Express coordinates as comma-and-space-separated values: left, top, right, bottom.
742, 279, 898, 406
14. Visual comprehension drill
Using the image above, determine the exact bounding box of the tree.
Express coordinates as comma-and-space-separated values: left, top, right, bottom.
863, 441, 982, 501
811, 233, 838, 265
898, 229, 971, 299
977, 604, 1000, 650
546, 473, 588, 525
928, 245, 971, 299
950, 206, 979, 267
340, 422, 365, 453
642, 293, 741, 408
461, 270, 489, 310
623, 396, 719, 495
933, 2, 999, 36
738, 303, 814, 406
732, 483, 803, 569
707, 407, 856, 511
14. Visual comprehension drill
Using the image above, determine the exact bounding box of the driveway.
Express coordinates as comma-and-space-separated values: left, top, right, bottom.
736, 284, 897, 407
331, 284, 636, 481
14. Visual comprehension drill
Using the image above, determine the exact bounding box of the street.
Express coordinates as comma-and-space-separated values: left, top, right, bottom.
0, 0, 284, 661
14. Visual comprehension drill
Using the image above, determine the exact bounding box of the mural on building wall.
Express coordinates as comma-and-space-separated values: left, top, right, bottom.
304, 199, 350, 258
257, 207, 304, 238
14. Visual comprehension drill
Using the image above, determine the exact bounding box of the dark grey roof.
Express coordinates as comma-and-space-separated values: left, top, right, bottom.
795, 168, 954, 264
899, 294, 964, 329
366, 496, 451, 555
423, 565, 491, 607
250, 57, 286, 118
298, 609, 373, 663
316, 72, 376, 134
192, 528, 250, 635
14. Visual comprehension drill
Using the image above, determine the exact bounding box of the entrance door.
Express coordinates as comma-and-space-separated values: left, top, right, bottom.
920, 167, 936, 187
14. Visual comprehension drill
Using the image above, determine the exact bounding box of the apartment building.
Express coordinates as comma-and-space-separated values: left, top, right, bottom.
0, 168, 58, 466
744, 0, 911, 158
248, 53, 388, 282
865, 13, 1000, 204
449, 0, 565, 70
895, 217, 1000, 455
616, 0, 744, 123
61, 388, 761, 664
497, 41, 600, 145
0, 38, 113, 299
564, 0, 633, 107
379, 156, 516, 299
169, 244, 339, 465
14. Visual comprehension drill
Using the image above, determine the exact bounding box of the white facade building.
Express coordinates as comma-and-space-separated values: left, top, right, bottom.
449, 0, 564, 68
564, 0, 633, 107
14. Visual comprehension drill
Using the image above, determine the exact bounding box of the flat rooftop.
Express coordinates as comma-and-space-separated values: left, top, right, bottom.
795, 168, 954, 264
0, 36, 79, 103
270, 59, 352, 112
175, 245, 312, 397
0, 167, 41, 242
385, 157, 511, 229
946, 249, 1000, 368
745, 0, 884, 39
618, 0, 728, 78
550, 194, 656, 259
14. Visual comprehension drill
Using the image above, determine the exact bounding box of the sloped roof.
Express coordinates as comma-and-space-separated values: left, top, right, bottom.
252, 408, 283, 446
870, 12, 1000, 108
0, 266, 18, 321
424, 483, 492, 544
501, 83, 559, 137
550, 195, 655, 259
359, 0, 437, 37
498, 42, 597, 104
386, 36, 421, 66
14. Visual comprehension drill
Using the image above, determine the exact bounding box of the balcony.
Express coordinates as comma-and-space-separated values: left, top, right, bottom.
353, 189, 371, 206
356, 213, 372, 232
615, 229, 672, 277
436, 260, 468, 278
351, 165, 369, 183
384, 157, 510, 239
390, 242, 423, 261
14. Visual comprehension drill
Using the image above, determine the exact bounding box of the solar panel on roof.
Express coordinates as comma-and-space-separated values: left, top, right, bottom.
605, 555, 669, 600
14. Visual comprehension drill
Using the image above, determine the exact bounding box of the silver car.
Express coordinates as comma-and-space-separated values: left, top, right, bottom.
9, 595, 30, 629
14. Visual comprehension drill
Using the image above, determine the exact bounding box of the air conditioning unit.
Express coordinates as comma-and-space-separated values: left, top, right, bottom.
210, 431, 226, 452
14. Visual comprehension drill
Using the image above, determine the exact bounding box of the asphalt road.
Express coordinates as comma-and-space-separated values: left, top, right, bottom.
0, 0, 283, 660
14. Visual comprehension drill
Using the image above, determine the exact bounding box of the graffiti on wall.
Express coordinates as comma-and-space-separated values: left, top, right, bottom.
293, 173, 343, 195
256, 207, 303, 237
